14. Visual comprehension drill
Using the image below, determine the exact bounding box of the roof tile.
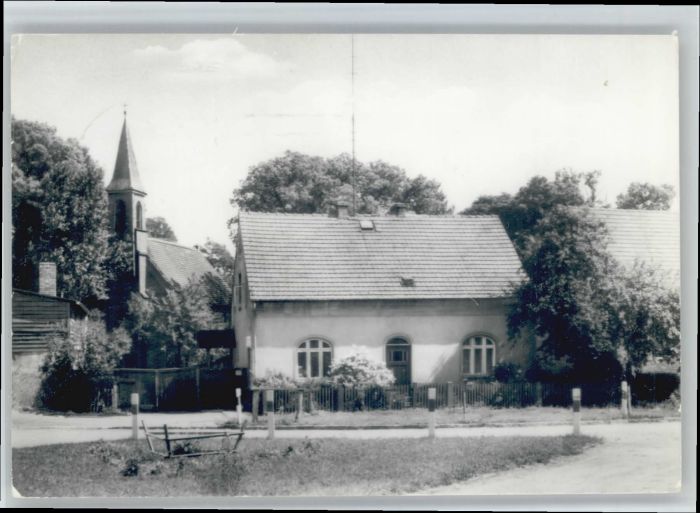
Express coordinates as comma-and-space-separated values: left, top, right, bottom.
147, 238, 230, 305
238, 212, 525, 301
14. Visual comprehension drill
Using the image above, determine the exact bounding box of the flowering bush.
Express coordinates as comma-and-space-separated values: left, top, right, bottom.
328, 353, 396, 387
253, 372, 300, 390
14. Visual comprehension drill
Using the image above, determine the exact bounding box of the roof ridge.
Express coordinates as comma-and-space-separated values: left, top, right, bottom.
148, 237, 205, 252
239, 211, 500, 219
583, 207, 679, 215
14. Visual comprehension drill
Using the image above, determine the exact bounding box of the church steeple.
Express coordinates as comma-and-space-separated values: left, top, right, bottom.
106, 109, 146, 194
107, 110, 147, 239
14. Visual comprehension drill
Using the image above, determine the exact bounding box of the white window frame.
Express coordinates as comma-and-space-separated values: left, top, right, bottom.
463, 335, 497, 376
296, 338, 333, 379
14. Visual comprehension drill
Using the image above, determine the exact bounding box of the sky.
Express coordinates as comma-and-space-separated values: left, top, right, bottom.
11, 34, 679, 251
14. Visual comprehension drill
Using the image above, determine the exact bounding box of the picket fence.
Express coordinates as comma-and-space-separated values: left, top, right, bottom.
257, 381, 624, 414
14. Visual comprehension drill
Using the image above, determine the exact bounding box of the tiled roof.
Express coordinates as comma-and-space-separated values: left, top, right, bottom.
106, 118, 145, 193
238, 212, 526, 301
589, 208, 681, 289
147, 238, 230, 305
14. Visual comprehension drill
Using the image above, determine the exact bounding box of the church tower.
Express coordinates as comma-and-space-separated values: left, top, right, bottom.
106, 110, 147, 240
106, 109, 149, 302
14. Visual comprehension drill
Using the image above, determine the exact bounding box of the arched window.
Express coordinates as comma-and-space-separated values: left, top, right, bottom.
386, 337, 411, 385
136, 202, 143, 230
114, 200, 127, 237
297, 338, 332, 378
463, 335, 496, 376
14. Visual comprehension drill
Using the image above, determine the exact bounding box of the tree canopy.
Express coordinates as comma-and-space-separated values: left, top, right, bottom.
467, 170, 680, 382
124, 280, 217, 368
230, 151, 452, 220
12, 118, 111, 304
146, 216, 177, 241
196, 239, 235, 287
462, 170, 600, 256
508, 205, 680, 382
616, 182, 675, 210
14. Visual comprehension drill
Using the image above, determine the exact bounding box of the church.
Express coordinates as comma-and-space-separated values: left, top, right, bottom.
105, 113, 231, 367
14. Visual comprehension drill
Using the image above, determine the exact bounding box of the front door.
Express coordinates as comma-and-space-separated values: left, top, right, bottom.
386, 338, 411, 385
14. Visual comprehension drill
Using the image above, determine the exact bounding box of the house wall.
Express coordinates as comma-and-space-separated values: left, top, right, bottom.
232, 236, 254, 370
249, 298, 533, 383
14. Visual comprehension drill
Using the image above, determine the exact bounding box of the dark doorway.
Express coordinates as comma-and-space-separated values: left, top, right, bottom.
386, 337, 411, 385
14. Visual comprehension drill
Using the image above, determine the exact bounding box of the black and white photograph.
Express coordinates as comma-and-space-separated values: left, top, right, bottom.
2, 5, 697, 509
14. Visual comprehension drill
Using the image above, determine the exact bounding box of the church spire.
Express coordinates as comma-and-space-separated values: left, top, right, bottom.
106, 110, 146, 194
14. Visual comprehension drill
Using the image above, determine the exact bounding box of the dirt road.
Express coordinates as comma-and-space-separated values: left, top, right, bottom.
416, 421, 682, 495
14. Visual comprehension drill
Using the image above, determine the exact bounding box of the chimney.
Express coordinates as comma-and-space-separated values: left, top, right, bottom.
38, 262, 57, 296
332, 201, 350, 218
389, 203, 407, 217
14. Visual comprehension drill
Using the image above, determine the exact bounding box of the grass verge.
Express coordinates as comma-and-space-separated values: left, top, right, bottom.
13, 434, 599, 497
223, 405, 679, 429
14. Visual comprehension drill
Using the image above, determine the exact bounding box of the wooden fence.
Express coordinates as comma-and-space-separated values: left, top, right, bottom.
114, 367, 250, 411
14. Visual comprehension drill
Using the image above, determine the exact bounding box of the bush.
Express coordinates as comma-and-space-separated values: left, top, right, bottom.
328, 353, 396, 387
37, 315, 131, 412
253, 372, 299, 390
494, 362, 524, 383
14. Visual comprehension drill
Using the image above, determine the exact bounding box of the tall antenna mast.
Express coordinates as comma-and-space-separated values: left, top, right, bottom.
351, 33, 357, 216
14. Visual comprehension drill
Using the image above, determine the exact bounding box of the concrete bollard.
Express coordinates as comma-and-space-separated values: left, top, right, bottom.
235, 388, 243, 427
572, 388, 581, 436
297, 391, 304, 416
130, 392, 140, 440
251, 389, 259, 423
428, 387, 437, 439
111, 383, 119, 412
621, 381, 629, 419
266, 389, 275, 440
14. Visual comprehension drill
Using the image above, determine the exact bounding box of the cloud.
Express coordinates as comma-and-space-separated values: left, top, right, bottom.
133, 38, 279, 82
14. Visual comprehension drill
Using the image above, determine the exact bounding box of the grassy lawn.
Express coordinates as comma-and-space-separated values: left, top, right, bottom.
226, 405, 679, 429
13, 435, 599, 497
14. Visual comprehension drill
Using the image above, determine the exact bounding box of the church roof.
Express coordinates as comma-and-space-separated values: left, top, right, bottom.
589, 208, 680, 290
147, 238, 230, 306
106, 117, 146, 194
237, 211, 526, 302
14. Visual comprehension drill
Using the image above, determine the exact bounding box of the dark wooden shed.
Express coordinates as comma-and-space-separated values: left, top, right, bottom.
12, 288, 88, 354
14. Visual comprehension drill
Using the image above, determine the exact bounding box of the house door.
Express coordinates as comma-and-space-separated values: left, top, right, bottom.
386, 337, 411, 385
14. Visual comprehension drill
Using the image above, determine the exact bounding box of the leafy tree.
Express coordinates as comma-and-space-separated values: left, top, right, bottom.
104, 235, 135, 329
230, 151, 452, 221
508, 206, 619, 383
606, 262, 680, 377
196, 239, 235, 287
146, 216, 177, 241
124, 279, 216, 368
616, 182, 675, 210
509, 206, 680, 383
462, 170, 600, 256
38, 315, 131, 412
12, 118, 111, 305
